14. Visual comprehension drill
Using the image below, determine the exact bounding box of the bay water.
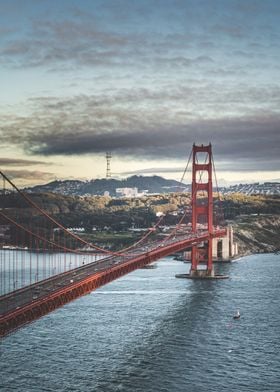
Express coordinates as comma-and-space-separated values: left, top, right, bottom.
1, 253, 279, 391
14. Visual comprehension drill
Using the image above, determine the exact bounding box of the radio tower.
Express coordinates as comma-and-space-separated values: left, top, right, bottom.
106, 152, 112, 179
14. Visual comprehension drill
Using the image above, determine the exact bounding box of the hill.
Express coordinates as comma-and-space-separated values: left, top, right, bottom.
24, 175, 186, 196
232, 214, 280, 255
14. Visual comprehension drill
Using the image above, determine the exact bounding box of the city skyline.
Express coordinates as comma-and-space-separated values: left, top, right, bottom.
1, 0, 280, 186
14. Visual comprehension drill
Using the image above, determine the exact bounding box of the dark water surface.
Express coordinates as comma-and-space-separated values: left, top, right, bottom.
1, 254, 280, 392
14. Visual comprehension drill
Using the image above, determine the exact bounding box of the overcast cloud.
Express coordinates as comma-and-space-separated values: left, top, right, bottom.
0, 0, 279, 183
1, 92, 279, 172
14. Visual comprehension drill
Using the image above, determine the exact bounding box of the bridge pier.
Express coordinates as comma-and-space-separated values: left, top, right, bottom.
176, 267, 228, 280
190, 268, 214, 278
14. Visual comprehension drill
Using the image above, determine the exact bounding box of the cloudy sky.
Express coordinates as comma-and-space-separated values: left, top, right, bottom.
1, 0, 280, 186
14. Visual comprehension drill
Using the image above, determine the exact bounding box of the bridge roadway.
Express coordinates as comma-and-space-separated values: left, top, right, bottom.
0, 232, 197, 315
0, 229, 226, 337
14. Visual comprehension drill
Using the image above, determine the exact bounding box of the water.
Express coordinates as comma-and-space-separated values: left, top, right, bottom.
1, 254, 280, 391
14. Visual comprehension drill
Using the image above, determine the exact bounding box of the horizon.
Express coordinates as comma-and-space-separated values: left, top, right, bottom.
1, 0, 280, 187
20, 173, 280, 190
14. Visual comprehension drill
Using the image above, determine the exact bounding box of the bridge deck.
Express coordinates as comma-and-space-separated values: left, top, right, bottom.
0, 229, 226, 337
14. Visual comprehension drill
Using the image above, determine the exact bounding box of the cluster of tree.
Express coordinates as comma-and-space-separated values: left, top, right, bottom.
1, 191, 279, 233
222, 194, 280, 219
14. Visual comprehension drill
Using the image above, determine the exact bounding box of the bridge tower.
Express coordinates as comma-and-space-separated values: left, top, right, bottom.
190, 143, 214, 278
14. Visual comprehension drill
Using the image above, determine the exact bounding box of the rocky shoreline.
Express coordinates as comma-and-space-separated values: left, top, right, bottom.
232, 214, 280, 256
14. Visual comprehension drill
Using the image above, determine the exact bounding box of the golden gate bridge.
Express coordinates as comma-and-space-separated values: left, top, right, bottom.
0, 144, 228, 338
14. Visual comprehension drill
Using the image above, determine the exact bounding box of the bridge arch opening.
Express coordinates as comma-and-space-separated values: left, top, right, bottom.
195, 151, 209, 164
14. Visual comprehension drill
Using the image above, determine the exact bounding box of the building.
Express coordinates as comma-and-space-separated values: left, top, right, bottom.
116, 187, 139, 198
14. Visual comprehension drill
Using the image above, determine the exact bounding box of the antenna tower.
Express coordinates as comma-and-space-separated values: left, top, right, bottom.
106, 152, 112, 179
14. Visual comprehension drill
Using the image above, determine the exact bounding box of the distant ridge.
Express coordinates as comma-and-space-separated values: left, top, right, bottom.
23, 176, 280, 197
24, 175, 188, 196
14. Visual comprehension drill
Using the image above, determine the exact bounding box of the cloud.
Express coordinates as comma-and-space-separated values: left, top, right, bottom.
121, 167, 185, 176
0, 158, 47, 166
0, 17, 132, 69
0, 26, 15, 37
211, 24, 245, 39
152, 55, 214, 69
1, 90, 279, 172
0, 5, 270, 72
2, 13, 187, 72
3, 169, 54, 181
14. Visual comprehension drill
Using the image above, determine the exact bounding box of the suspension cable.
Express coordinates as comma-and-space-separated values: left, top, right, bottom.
0, 148, 193, 256
0, 146, 200, 258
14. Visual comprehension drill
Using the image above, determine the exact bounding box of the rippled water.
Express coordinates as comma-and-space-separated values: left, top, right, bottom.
1, 254, 280, 392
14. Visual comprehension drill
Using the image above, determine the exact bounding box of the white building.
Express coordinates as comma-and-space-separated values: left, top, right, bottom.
116, 187, 139, 197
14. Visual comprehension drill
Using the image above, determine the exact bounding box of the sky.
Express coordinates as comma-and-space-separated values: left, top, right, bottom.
0, 0, 280, 187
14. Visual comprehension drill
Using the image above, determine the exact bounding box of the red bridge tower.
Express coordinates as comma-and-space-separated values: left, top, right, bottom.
190, 143, 215, 278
